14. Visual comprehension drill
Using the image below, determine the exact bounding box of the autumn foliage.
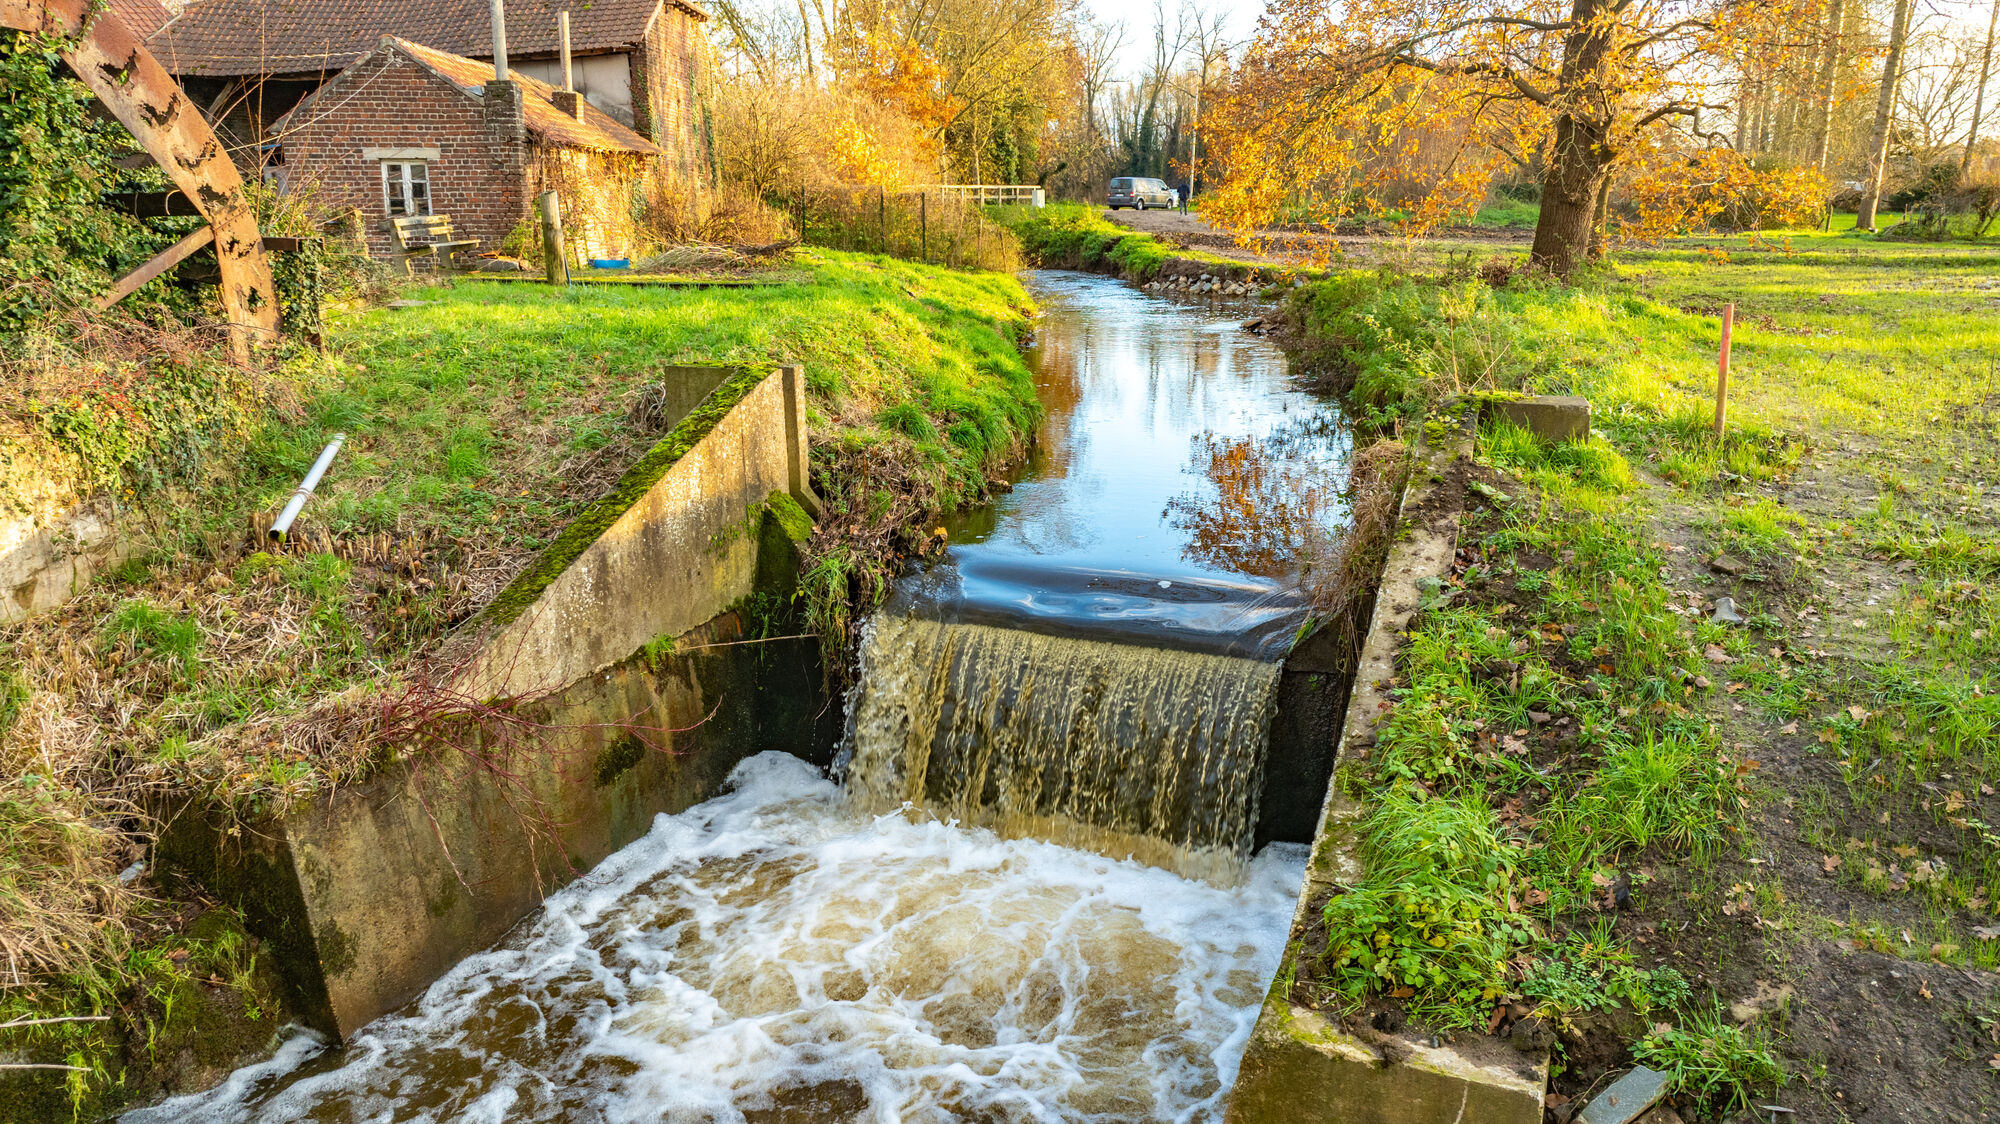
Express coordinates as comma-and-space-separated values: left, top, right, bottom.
1203, 0, 1835, 275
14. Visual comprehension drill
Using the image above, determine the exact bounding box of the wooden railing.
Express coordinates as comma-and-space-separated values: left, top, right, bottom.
932, 184, 1046, 207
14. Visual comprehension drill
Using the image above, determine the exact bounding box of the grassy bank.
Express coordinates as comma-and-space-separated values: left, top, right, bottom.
1282, 233, 2000, 1119
0, 249, 1038, 1116
991, 202, 1290, 282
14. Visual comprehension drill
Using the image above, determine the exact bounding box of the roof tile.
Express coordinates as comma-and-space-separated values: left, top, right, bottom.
150, 0, 705, 78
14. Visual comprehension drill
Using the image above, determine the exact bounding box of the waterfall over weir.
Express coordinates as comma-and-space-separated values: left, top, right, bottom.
844, 614, 1282, 879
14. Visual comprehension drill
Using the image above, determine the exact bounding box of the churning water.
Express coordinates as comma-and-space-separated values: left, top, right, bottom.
131, 754, 1304, 1123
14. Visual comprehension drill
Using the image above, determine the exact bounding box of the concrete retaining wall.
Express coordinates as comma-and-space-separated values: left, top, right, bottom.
160, 362, 834, 1038
161, 618, 836, 1038
458, 363, 821, 701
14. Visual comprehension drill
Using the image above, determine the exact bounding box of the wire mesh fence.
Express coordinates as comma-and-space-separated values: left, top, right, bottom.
792, 185, 1021, 273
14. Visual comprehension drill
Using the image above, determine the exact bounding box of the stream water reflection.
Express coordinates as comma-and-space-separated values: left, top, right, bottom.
898, 271, 1352, 658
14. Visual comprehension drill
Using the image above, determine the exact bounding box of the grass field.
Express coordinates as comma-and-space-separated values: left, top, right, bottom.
1282, 229, 2000, 1119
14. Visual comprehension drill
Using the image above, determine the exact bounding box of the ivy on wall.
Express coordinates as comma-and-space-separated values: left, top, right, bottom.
0, 31, 191, 334
1, 33, 337, 508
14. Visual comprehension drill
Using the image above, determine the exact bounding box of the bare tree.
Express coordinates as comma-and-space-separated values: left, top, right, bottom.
1964, 0, 2000, 177
1175, 0, 1229, 199
1809, 0, 1847, 169
1858, 0, 1915, 229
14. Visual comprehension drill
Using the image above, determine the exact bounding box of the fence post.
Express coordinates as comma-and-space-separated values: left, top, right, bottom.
536, 189, 568, 286
920, 191, 928, 263
879, 185, 887, 253
1714, 302, 1734, 441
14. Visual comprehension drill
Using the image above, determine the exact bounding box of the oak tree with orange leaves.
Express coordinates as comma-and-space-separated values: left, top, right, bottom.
1204, 0, 1829, 276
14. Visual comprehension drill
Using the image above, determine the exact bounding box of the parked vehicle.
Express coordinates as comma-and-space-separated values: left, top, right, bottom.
1108, 177, 1175, 210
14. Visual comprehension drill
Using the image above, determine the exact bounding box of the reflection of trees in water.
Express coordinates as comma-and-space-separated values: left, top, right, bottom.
1164, 416, 1348, 579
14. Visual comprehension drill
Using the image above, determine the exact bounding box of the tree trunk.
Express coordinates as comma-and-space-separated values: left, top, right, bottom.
1857, 0, 1914, 230
1530, 0, 1615, 278
1588, 170, 1613, 259
1963, 0, 1999, 178
1810, 0, 1847, 170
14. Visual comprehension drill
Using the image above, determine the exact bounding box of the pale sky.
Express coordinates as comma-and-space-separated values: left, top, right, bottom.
1080, 0, 1270, 81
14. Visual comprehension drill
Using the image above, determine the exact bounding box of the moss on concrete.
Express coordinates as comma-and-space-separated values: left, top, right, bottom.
482, 365, 770, 629
593, 734, 646, 787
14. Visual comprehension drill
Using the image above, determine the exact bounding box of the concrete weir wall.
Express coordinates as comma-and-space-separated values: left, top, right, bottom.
161, 363, 835, 1039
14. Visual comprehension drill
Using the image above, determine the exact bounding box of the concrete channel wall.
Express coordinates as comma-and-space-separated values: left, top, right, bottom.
0, 442, 134, 624
1226, 397, 1589, 1124
161, 363, 836, 1039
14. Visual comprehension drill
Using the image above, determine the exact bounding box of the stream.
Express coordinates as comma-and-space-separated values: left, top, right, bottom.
132, 272, 1350, 1124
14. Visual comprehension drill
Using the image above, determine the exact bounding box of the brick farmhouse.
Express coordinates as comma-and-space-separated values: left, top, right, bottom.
147, 0, 714, 261
271, 37, 663, 260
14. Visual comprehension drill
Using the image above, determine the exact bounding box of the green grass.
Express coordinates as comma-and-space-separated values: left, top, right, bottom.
1282, 229, 1997, 486
1305, 424, 1736, 1032
313, 249, 1036, 547
1285, 224, 1995, 1106
1471, 200, 1540, 229
989, 202, 1291, 282
1634, 1005, 1787, 1115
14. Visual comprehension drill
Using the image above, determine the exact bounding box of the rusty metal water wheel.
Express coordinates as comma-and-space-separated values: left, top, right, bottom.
2, 0, 279, 359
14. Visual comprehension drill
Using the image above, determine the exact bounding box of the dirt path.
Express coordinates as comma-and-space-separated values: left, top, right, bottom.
1628, 417, 2000, 1122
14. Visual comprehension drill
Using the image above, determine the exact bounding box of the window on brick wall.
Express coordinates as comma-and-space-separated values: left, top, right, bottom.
381, 161, 431, 217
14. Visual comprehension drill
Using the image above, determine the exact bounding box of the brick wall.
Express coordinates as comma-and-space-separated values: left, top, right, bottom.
628, 5, 713, 188
279, 50, 533, 258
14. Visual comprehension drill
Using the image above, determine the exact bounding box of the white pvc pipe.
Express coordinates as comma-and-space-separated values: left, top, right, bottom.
269, 433, 346, 541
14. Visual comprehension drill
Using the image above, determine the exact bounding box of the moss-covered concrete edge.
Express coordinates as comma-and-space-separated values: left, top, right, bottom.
481, 365, 772, 629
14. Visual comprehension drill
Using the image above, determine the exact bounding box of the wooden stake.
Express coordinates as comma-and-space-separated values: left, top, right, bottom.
920, 191, 928, 262
1714, 302, 1734, 441
536, 190, 568, 285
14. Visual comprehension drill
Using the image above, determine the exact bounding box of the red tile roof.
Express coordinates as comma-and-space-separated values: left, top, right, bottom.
273, 37, 664, 156
150, 0, 705, 78
106, 0, 172, 40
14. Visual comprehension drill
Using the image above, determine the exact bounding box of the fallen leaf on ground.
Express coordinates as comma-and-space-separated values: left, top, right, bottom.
1823, 855, 1841, 873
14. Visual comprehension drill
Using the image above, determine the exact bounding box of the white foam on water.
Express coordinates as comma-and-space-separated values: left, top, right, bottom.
134, 752, 1304, 1124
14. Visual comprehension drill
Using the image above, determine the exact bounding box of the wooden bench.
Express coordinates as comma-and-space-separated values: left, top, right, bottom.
389, 214, 479, 272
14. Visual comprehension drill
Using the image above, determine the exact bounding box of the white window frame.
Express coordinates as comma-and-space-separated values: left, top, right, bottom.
381, 160, 431, 217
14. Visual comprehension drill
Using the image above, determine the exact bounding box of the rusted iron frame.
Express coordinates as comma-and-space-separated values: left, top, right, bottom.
0, 0, 280, 359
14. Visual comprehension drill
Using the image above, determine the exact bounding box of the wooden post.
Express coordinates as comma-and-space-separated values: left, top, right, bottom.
879, 185, 886, 252
558, 11, 573, 91
537, 190, 568, 285
1714, 302, 1734, 440
97, 225, 214, 310
920, 191, 928, 263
